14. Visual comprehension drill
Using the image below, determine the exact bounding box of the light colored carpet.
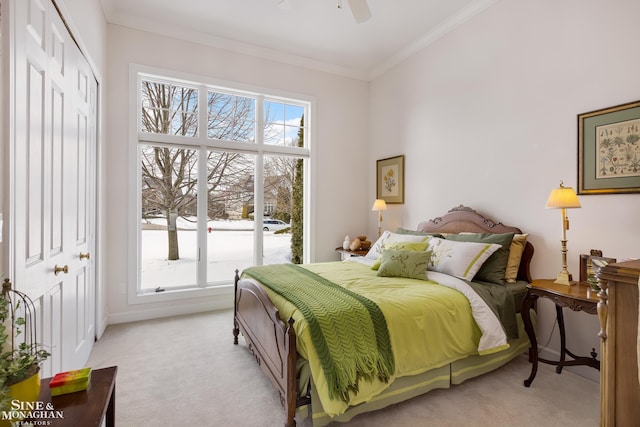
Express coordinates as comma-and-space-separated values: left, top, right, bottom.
87, 309, 599, 427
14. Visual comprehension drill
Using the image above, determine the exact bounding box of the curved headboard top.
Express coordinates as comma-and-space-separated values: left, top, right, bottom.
417, 205, 534, 282
417, 205, 522, 235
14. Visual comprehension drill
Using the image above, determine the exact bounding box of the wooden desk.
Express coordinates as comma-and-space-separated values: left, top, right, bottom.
521, 280, 599, 387
27, 366, 118, 427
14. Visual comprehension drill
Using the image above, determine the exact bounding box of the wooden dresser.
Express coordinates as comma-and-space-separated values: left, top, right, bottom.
596, 259, 640, 426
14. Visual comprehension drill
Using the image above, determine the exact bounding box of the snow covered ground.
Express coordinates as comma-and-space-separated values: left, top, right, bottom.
141, 219, 291, 290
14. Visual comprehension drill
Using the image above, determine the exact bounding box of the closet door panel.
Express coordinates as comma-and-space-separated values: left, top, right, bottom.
10, 0, 97, 376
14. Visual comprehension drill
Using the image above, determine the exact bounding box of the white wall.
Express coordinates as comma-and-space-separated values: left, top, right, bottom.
104, 24, 369, 322
369, 0, 640, 381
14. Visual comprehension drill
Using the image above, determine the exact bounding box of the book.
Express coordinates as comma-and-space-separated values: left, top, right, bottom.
49, 367, 92, 396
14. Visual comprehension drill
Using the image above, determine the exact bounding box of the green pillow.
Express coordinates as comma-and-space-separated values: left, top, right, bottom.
446, 232, 514, 285
371, 241, 429, 270
377, 249, 432, 280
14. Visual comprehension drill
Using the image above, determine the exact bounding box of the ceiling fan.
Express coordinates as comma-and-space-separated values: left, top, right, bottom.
276, 0, 372, 24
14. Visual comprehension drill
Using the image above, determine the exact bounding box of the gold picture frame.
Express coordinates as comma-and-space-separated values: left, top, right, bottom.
578, 100, 640, 194
376, 155, 404, 204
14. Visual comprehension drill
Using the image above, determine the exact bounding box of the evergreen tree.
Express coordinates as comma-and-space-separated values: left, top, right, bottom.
290, 115, 304, 264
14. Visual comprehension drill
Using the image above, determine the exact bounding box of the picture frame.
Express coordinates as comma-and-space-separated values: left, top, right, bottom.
376, 155, 404, 204
578, 100, 640, 194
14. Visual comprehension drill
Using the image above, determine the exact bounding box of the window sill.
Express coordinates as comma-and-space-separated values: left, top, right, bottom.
128, 283, 233, 305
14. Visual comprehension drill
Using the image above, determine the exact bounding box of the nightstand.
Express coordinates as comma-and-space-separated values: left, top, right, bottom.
335, 247, 368, 260
521, 279, 600, 387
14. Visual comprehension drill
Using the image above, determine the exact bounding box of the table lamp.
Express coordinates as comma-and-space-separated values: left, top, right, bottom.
371, 199, 387, 238
545, 181, 581, 285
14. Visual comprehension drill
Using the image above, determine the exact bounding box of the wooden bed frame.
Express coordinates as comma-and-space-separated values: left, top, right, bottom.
232, 205, 534, 427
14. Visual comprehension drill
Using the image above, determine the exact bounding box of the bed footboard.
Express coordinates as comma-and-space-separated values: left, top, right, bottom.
233, 270, 304, 427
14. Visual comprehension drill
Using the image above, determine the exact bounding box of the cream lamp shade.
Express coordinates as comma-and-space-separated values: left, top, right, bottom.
545, 181, 581, 285
371, 199, 387, 238
545, 184, 581, 209
371, 199, 387, 212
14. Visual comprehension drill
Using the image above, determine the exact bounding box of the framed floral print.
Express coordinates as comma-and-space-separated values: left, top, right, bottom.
578, 100, 640, 194
376, 155, 404, 204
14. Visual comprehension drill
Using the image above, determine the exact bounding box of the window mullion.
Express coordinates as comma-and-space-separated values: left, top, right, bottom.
197, 86, 209, 286
254, 96, 265, 265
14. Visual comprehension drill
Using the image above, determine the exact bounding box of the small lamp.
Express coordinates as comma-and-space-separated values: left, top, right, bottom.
371, 199, 387, 238
545, 181, 581, 285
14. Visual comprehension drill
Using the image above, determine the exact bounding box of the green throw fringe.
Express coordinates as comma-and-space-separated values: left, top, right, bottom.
243, 264, 395, 403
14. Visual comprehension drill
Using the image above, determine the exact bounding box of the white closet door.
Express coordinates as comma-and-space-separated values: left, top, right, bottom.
66, 37, 97, 369
11, 0, 96, 375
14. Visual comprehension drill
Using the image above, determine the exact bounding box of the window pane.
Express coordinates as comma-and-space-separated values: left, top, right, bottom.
264, 101, 305, 147
206, 151, 255, 282
140, 145, 198, 290
207, 91, 255, 142
285, 104, 304, 125
140, 80, 198, 137
262, 154, 303, 265
264, 101, 285, 124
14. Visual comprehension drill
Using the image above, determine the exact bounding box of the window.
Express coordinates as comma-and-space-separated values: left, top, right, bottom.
131, 67, 312, 301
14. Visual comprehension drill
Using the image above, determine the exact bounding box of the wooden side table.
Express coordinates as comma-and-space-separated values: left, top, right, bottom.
521, 279, 599, 387
25, 366, 118, 426
335, 247, 368, 260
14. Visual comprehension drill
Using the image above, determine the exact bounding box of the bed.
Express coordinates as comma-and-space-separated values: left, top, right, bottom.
233, 205, 535, 427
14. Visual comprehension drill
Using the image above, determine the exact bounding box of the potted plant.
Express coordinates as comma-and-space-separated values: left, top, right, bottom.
0, 278, 50, 422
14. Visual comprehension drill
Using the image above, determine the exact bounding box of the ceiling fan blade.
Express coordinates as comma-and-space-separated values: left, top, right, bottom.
347, 0, 371, 23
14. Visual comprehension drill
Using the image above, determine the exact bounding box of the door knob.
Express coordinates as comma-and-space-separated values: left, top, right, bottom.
54, 265, 69, 275
79, 252, 91, 260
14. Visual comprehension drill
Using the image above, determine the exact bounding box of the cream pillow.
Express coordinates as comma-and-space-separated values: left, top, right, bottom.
505, 234, 529, 283
426, 237, 501, 281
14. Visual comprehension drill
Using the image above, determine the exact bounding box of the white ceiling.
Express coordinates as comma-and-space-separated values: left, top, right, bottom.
99, 0, 498, 80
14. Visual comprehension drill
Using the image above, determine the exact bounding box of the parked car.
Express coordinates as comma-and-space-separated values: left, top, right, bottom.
263, 219, 289, 232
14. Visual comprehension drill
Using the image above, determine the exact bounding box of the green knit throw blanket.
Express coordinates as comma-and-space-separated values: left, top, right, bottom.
243, 264, 395, 403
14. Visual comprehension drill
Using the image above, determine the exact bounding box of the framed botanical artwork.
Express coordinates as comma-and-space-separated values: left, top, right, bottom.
578, 100, 640, 194
376, 155, 404, 204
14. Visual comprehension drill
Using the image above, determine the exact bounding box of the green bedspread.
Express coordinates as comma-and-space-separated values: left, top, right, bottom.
243, 264, 395, 402
466, 279, 518, 339
243, 261, 512, 418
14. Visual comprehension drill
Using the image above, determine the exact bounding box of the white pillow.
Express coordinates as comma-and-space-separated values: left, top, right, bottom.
426, 237, 501, 281
365, 231, 429, 260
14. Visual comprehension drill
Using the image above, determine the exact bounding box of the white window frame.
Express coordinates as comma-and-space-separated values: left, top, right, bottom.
127, 64, 316, 305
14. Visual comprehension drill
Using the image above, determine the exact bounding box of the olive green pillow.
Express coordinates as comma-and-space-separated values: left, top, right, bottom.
446, 232, 515, 285
377, 249, 432, 280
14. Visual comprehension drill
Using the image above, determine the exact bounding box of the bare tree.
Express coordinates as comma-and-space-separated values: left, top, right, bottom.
140, 81, 254, 260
